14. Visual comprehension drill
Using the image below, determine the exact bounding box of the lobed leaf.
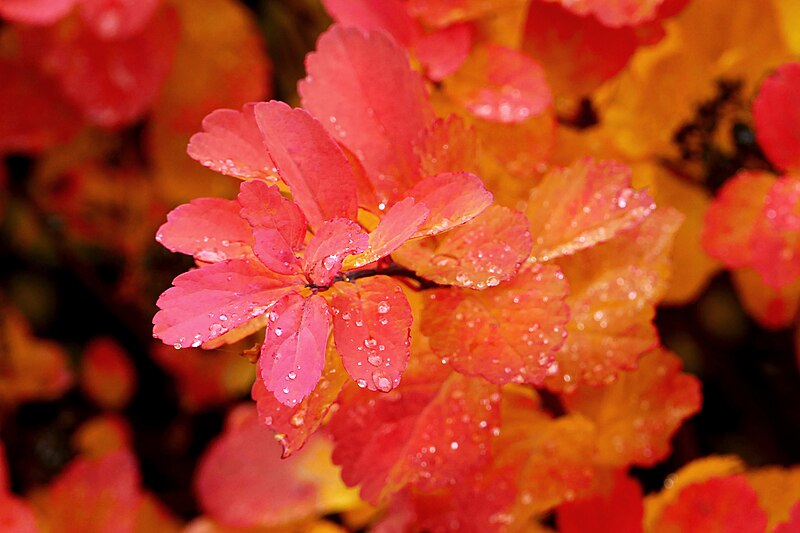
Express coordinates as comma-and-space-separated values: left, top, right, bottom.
526, 158, 655, 263
328, 372, 500, 503
258, 294, 330, 407
156, 198, 254, 263
153, 258, 302, 348
331, 276, 412, 392
563, 347, 702, 468
393, 205, 532, 289
753, 62, 800, 172
188, 104, 277, 181
405, 172, 493, 237
303, 219, 369, 286
300, 24, 433, 204
422, 264, 569, 385
253, 101, 359, 229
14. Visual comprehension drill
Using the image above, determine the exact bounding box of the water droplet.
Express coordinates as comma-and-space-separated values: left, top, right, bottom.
173, 343, 182, 349
377, 301, 390, 314
322, 254, 339, 270
356, 379, 367, 388
282, 387, 289, 394
287, 371, 297, 380
274, 327, 283, 337
372, 372, 392, 392
450, 441, 459, 450
368, 354, 382, 366
364, 337, 378, 348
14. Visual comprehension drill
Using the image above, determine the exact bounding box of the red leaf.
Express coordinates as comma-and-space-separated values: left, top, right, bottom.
78, 0, 160, 40
344, 198, 430, 269
331, 276, 412, 392
0, 494, 38, 533
445, 44, 552, 123
253, 100, 359, 228
702, 171, 775, 269
42, 450, 141, 533
303, 219, 369, 286
80, 337, 137, 411
406, 172, 492, 237
654, 475, 768, 533
526, 158, 655, 263
753, 62, 800, 172
322, 0, 421, 48
23, 6, 179, 127
522, 0, 640, 97
187, 103, 278, 181
415, 22, 473, 81
422, 264, 569, 385
329, 372, 500, 503
258, 294, 330, 407
547, 0, 666, 27
775, 501, 800, 533
156, 198, 254, 263
195, 405, 318, 528
238, 181, 306, 274
546, 208, 682, 390
299, 24, 433, 204
253, 337, 348, 457
153, 258, 302, 348
749, 176, 800, 289
558, 472, 643, 533
394, 205, 532, 289
0, 0, 75, 25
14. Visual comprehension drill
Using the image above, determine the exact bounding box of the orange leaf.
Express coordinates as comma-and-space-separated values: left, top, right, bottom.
80, 337, 137, 410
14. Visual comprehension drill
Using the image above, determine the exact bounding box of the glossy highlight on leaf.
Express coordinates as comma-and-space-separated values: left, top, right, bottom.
423, 264, 569, 385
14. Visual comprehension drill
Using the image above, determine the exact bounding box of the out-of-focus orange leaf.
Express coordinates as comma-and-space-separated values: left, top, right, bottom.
563, 347, 701, 467
773, 0, 800, 54
545, 208, 682, 391
753, 62, 800, 172
775, 502, 800, 533
422, 264, 568, 385
72, 414, 132, 458
134, 493, 182, 533
651, 475, 767, 533
526, 158, 654, 263
393, 205, 532, 289
746, 466, 800, 530
731, 269, 800, 330
328, 372, 500, 504
79, 337, 136, 410
0, 305, 73, 406
557, 471, 643, 533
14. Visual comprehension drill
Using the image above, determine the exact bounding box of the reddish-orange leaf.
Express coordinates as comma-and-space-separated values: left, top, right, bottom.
303, 219, 368, 286
546, 0, 666, 27
0, 0, 74, 24
422, 264, 569, 385
526, 158, 655, 263
322, 0, 421, 48
416, 115, 481, 178
522, 0, 640, 98
749, 175, 800, 289
702, 171, 775, 269
38, 450, 141, 533
564, 347, 701, 467
746, 466, 800, 530
299, 24, 432, 204
406, 0, 519, 28
445, 44, 552, 123
775, 501, 800, 533
753, 62, 800, 172
328, 372, 500, 503
0, 494, 38, 533
557, 471, 644, 533
253, 101, 359, 228
153, 258, 303, 348
78, 0, 160, 40
259, 294, 330, 407
343, 198, 430, 269
195, 405, 318, 528
73, 414, 132, 458
653, 475, 768, 533
393, 205, 532, 289
415, 22, 473, 81
252, 336, 348, 457
187, 104, 277, 181
156, 198, 254, 263
406, 172, 492, 237
22, 5, 179, 127
80, 337, 137, 411
331, 276, 412, 392
546, 208, 682, 390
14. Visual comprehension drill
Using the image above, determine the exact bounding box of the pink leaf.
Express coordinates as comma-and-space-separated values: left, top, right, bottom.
753, 63, 800, 171
303, 219, 369, 286
406, 172, 492, 237
258, 294, 330, 407
188, 104, 278, 181
415, 22, 473, 81
253, 101, 359, 228
299, 24, 433, 204
331, 276, 412, 392
322, 0, 421, 47
0, 0, 76, 25
344, 198, 430, 269
156, 198, 254, 263
153, 258, 302, 348
750, 176, 800, 289
78, 0, 160, 40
